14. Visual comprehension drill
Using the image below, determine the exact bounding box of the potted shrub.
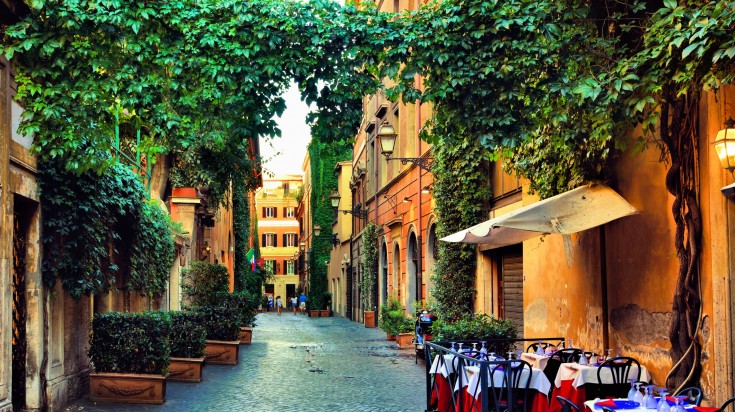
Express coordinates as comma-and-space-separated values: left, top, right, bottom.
320, 291, 332, 317
379, 295, 403, 340
308, 300, 320, 317
221, 291, 259, 345
360, 222, 378, 328
197, 306, 241, 365
394, 317, 415, 349
168, 311, 206, 383
88, 311, 170, 404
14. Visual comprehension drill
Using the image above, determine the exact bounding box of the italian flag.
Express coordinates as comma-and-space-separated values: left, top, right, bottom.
246, 248, 255, 271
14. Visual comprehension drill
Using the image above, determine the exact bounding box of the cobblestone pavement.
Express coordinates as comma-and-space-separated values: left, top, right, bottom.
66, 311, 427, 412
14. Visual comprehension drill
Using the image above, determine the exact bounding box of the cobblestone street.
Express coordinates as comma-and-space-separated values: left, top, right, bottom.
67, 312, 426, 412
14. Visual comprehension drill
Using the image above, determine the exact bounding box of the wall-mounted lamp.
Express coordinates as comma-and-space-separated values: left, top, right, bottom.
314, 224, 322, 237
332, 233, 339, 247
402, 196, 410, 203
714, 117, 735, 196
421, 185, 432, 194
378, 121, 434, 172
329, 191, 369, 219
300, 241, 305, 251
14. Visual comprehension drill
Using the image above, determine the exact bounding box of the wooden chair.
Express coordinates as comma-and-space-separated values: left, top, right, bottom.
595, 357, 641, 398
674, 386, 702, 406
720, 397, 735, 412
556, 396, 584, 412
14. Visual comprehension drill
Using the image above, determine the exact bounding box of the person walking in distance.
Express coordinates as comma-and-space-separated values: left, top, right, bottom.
291, 295, 298, 315
276, 295, 283, 315
299, 292, 307, 314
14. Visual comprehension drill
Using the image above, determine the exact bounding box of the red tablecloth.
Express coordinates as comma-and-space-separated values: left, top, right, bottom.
549, 380, 587, 412
454, 389, 550, 412
430, 374, 454, 412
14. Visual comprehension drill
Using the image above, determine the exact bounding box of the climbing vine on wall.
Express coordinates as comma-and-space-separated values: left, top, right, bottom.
359, 222, 379, 311
39, 159, 174, 298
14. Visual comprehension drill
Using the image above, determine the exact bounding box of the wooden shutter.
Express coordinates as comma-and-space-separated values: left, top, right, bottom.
283, 207, 287, 217
501, 253, 524, 338
261, 234, 266, 246
295, 234, 298, 246
283, 233, 287, 247
274, 208, 278, 218
283, 260, 287, 274
262, 207, 266, 218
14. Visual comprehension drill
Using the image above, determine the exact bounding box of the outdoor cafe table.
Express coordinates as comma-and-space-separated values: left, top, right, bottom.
548, 363, 651, 412
582, 399, 717, 412
454, 364, 552, 412
429, 354, 458, 412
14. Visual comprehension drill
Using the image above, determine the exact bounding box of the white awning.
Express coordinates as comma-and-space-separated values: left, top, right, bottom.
439, 184, 637, 248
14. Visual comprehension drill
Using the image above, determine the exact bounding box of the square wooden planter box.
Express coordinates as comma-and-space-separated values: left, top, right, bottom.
204, 340, 240, 365
167, 357, 204, 383
364, 311, 376, 328
309, 310, 319, 317
90, 372, 166, 404
319, 309, 330, 317
239, 327, 253, 345
396, 333, 414, 349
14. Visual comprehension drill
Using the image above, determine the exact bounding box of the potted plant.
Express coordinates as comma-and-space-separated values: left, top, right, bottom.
394, 317, 415, 349
320, 291, 332, 317
197, 306, 241, 365
379, 295, 403, 340
222, 291, 259, 345
88, 311, 170, 404
360, 222, 379, 328
168, 311, 206, 383
308, 300, 320, 317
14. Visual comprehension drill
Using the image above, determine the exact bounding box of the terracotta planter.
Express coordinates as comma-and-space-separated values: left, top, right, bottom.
396, 332, 414, 349
364, 310, 376, 328
386, 333, 396, 341
239, 327, 253, 345
319, 309, 330, 317
90, 372, 166, 405
167, 357, 204, 383
171, 187, 197, 197
204, 340, 240, 365
309, 310, 319, 317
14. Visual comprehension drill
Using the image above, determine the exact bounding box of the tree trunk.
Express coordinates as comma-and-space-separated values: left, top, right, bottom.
660, 90, 703, 391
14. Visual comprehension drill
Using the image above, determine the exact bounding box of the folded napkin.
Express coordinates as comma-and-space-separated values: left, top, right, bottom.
595, 400, 617, 408
692, 407, 719, 412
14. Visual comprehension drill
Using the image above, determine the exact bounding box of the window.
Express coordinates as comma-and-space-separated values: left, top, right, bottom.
262, 233, 277, 247
284, 233, 298, 247
263, 207, 277, 218
265, 260, 275, 274
286, 260, 295, 274
284, 207, 295, 218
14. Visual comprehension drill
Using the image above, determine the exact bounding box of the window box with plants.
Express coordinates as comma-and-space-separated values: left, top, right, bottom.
167, 311, 206, 383
88, 311, 170, 405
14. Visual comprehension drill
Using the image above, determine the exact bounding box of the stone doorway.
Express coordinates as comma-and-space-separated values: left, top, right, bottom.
12, 198, 33, 411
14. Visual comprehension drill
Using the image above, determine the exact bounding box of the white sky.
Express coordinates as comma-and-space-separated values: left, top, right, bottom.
261, 81, 312, 176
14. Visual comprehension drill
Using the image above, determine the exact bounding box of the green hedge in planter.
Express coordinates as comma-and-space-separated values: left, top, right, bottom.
89, 311, 171, 375
195, 306, 240, 341
220, 290, 259, 327
432, 313, 518, 354
182, 261, 229, 308
169, 311, 206, 358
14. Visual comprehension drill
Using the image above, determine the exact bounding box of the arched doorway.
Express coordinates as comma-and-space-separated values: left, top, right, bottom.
380, 240, 388, 304
407, 231, 419, 308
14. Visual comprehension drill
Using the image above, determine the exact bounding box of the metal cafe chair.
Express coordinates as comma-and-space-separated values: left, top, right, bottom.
595, 357, 641, 399
551, 348, 582, 363
526, 341, 554, 353
720, 397, 735, 412
674, 386, 702, 406
556, 396, 584, 412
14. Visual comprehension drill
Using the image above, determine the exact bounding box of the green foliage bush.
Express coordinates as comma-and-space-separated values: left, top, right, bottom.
219, 290, 259, 327
194, 306, 241, 342
168, 311, 206, 358
182, 261, 230, 308
379, 295, 413, 336
39, 159, 175, 298
433, 313, 518, 354
89, 311, 171, 375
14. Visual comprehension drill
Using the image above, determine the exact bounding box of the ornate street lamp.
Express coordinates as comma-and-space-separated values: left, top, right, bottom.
377, 121, 434, 172
714, 117, 735, 196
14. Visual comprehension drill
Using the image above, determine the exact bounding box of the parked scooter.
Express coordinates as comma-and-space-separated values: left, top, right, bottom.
414, 310, 438, 360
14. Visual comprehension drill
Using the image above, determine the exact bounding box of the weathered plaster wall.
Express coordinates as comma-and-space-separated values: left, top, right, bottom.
606, 142, 678, 385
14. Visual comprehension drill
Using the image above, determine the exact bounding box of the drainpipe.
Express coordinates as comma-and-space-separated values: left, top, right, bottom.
600, 226, 610, 350
416, 75, 423, 305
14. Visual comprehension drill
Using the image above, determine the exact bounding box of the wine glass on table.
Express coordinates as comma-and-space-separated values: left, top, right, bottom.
633, 382, 644, 405
645, 386, 658, 409
657, 389, 671, 412
627, 379, 637, 400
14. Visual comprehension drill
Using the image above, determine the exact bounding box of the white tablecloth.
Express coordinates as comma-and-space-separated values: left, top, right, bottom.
430, 354, 457, 378
583, 399, 697, 412
460, 365, 552, 399
521, 353, 551, 371
555, 363, 651, 388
